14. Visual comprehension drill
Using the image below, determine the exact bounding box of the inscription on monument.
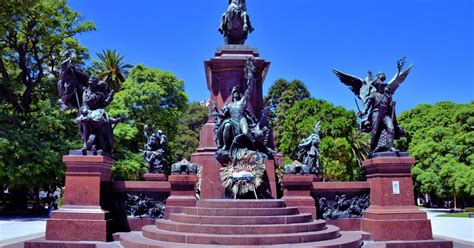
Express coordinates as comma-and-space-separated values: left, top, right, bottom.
392, 181, 400, 195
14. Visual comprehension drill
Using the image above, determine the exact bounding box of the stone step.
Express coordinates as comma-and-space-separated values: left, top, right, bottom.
156, 219, 327, 234
142, 225, 342, 245
181, 206, 300, 216
120, 231, 363, 248
169, 212, 313, 225
196, 199, 286, 208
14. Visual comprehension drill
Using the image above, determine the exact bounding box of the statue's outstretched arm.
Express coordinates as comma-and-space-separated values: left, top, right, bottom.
242, 78, 255, 107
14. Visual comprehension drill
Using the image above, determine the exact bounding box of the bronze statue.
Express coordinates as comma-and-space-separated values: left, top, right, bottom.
74, 77, 122, 155
297, 121, 322, 174
57, 51, 123, 156
143, 125, 168, 173
213, 58, 274, 164
333, 57, 413, 156
57, 49, 89, 110
218, 0, 254, 44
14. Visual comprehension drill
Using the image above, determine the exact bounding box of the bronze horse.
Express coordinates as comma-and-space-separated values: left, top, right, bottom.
218, 0, 254, 44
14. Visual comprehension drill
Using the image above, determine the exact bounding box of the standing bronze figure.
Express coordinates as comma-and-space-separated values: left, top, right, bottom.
143, 125, 168, 174
297, 121, 322, 175
218, 0, 254, 44
333, 57, 413, 156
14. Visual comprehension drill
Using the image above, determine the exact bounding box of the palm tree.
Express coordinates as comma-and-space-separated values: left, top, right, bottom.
350, 129, 370, 167
93, 49, 132, 92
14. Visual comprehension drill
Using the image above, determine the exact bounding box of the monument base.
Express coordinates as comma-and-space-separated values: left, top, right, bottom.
46, 206, 111, 241
36, 155, 113, 243
361, 156, 433, 241
143, 173, 166, 181
163, 174, 198, 218
281, 174, 317, 219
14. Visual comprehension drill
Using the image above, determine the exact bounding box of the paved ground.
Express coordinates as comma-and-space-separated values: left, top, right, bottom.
0, 210, 472, 247
423, 208, 474, 247
0, 217, 46, 247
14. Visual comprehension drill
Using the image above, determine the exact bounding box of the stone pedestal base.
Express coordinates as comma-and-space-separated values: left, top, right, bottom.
191, 150, 225, 199
144, 173, 166, 181
281, 174, 317, 219
164, 174, 198, 218
45, 155, 113, 242
361, 157, 433, 241
46, 206, 111, 241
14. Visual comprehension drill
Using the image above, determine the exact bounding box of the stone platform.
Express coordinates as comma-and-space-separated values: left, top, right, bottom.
117, 199, 363, 247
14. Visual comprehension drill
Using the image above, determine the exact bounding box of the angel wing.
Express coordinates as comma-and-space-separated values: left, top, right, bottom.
386, 64, 413, 95
314, 121, 321, 136
333, 69, 374, 104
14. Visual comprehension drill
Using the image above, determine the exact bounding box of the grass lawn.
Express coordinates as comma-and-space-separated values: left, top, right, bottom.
437, 212, 472, 218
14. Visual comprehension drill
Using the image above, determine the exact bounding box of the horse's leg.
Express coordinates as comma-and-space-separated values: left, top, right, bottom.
241, 12, 248, 32
106, 125, 115, 154
219, 13, 226, 33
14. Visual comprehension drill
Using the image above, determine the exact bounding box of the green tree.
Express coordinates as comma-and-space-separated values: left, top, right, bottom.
349, 129, 370, 168
279, 98, 360, 181
0, 0, 95, 113
398, 101, 474, 205
108, 64, 188, 180
91, 49, 132, 92
0, 0, 94, 200
170, 102, 209, 161
264, 79, 310, 147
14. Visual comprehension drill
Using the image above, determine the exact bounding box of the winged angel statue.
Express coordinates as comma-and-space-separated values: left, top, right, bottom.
333, 57, 413, 156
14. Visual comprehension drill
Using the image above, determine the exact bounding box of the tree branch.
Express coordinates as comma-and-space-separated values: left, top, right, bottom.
0, 55, 24, 112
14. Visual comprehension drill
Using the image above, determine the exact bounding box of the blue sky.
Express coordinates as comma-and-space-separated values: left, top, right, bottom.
69, 0, 473, 112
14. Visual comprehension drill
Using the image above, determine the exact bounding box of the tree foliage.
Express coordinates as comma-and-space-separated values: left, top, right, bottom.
0, 0, 94, 192
108, 64, 188, 180
169, 102, 208, 161
91, 49, 132, 92
264, 79, 310, 147
398, 101, 474, 198
279, 98, 362, 181
0, 0, 95, 113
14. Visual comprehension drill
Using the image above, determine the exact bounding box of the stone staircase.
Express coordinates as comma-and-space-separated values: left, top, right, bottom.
117, 199, 363, 247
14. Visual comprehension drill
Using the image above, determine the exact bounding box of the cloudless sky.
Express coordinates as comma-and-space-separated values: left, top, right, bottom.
69, 0, 473, 112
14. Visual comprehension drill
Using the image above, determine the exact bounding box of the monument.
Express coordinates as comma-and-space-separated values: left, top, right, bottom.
142, 125, 169, 181
58, 49, 123, 156
333, 60, 449, 244
284, 122, 322, 175
39, 51, 123, 242
191, 0, 281, 199
333, 57, 411, 157
27, 2, 452, 248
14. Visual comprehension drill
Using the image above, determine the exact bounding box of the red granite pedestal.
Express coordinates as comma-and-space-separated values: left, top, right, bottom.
191, 45, 278, 199
46, 155, 113, 242
281, 174, 317, 219
143, 173, 166, 181
163, 174, 198, 218
361, 156, 432, 241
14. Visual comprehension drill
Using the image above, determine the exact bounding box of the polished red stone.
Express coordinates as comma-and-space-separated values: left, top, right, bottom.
361, 156, 433, 241
313, 181, 370, 193
204, 46, 270, 120
143, 173, 166, 181
326, 218, 362, 231
281, 174, 317, 219
191, 151, 224, 199
164, 174, 198, 219
45, 155, 113, 242
190, 46, 279, 200
116, 199, 363, 247
111, 180, 170, 192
